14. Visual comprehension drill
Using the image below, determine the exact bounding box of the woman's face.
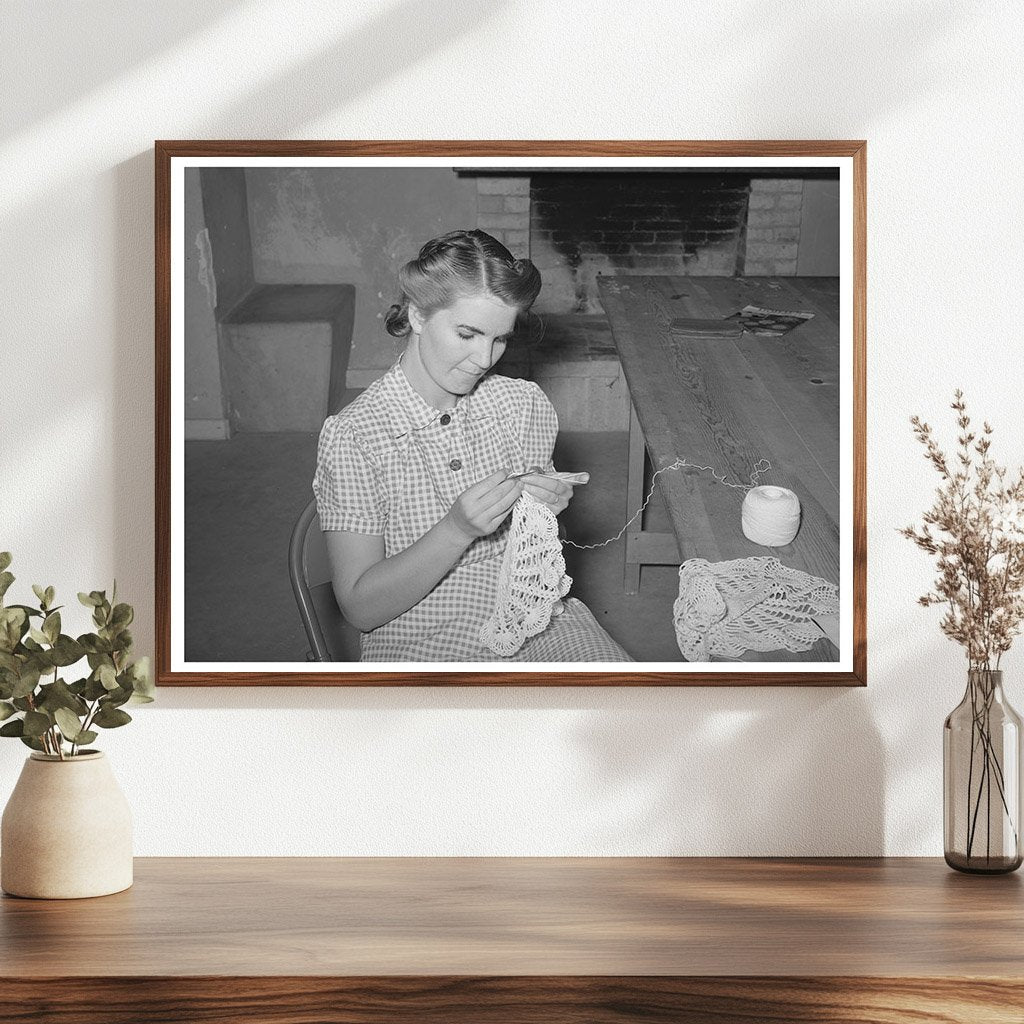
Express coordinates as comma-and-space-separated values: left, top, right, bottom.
405, 292, 519, 409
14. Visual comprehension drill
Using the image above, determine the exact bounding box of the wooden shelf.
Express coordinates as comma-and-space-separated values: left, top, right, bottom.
2, 857, 1022, 1022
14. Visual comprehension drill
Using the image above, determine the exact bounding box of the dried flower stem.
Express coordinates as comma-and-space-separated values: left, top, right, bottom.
902, 391, 1024, 866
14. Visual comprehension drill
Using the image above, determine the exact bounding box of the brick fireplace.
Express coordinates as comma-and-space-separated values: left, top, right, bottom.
463, 168, 834, 430
468, 170, 820, 312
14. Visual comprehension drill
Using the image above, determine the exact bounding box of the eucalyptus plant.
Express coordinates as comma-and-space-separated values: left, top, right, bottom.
0, 552, 154, 759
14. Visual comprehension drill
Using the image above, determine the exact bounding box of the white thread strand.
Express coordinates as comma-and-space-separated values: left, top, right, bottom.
564, 458, 772, 550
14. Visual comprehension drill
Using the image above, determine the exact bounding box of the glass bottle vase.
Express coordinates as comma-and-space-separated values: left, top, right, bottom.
943, 668, 1023, 873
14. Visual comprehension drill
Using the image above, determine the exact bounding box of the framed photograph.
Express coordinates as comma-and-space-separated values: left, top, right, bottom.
156, 140, 865, 686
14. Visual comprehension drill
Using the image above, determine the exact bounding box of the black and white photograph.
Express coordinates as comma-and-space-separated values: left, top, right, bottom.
159, 143, 864, 684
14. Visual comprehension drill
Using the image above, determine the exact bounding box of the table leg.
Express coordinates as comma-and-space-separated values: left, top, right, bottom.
623, 402, 645, 594
623, 401, 683, 595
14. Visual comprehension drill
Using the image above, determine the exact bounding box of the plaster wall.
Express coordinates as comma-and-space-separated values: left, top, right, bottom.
182, 168, 226, 433
246, 167, 478, 379
2, 0, 1023, 856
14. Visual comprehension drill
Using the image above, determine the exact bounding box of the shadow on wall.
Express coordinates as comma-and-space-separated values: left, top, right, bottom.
1, 1, 247, 139
727, 1, 974, 131
571, 687, 885, 855
106, 0, 496, 658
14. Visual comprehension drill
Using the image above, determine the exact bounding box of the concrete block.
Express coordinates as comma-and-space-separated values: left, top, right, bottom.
477, 212, 530, 231
748, 193, 776, 210
184, 418, 231, 441
477, 195, 504, 213
504, 229, 530, 253
503, 195, 530, 214
751, 178, 804, 193
476, 177, 529, 196
220, 322, 332, 432
745, 242, 799, 260
751, 209, 803, 227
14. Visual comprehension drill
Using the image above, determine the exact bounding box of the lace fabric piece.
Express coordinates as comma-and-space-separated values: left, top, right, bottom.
480, 491, 572, 657
673, 556, 839, 661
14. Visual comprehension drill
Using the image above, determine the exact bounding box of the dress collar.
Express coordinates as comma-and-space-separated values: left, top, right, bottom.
383, 358, 481, 437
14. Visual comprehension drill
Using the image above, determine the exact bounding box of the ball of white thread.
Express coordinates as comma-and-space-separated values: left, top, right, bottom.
741, 485, 801, 547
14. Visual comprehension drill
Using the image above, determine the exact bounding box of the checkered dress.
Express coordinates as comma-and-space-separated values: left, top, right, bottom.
312, 360, 633, 662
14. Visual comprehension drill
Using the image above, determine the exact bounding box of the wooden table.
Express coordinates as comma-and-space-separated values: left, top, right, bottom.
2, 857, 1021, 1023
597, 275, 840, 661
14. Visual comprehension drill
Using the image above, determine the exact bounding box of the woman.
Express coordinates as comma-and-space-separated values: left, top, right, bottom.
312, 229, 632, 662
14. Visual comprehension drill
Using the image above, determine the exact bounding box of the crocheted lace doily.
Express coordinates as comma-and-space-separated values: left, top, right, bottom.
479, 475, 586, 657
673, 556, 839, 661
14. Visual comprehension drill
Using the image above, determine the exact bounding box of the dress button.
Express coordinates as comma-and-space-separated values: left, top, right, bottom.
449, 458, 462, 471
439, 413, 452, 426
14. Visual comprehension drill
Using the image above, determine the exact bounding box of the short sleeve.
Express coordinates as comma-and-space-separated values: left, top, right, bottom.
517, 380, 558, 471
312, 416, 387, 534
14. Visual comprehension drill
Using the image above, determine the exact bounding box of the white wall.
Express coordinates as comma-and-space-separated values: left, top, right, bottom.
2, 0, 1022, 856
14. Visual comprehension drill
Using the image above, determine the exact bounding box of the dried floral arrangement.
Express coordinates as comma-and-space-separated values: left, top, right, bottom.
900, 390, 1024, 671
901, 391, 1024, 869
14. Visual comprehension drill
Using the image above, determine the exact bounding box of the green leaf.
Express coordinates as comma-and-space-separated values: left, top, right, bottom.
28, 627, 49, 646
74, 730, 98, 746
0, 572, 13, 602
104, 685, 132, 709
11, 664, 41, 699
19, 734, 45, 752
0, 651, 19, 674
42, 611, 60, 644
44, 586, 55, 608
0, 718, 24, 737
36, 678, 88, 717
32, 584, 47, 608
77, 634, 104, 654
127, 657, 155, 701
98, 663, 118, 690
0, 606, 27, 651
83, 674, 108, 701
0, 700, 16, 721
110, 603, 133, 630
50, 635, 85, 667
0, 553, 11, 573
7, 604, 42, 619
92, 705, 131, 729
22, 710, 51, 738
78, 592, 100, 607
54, 707, 85, 741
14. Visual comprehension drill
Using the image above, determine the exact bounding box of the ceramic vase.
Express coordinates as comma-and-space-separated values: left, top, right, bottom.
943, 669, 1023, 874
1, 750, 133, 898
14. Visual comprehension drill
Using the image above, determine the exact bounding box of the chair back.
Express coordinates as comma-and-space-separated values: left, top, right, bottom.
288, 498, 363, 662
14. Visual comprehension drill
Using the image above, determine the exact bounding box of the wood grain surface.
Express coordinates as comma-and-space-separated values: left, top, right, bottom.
2, 857, 1019, 1022
597, 275, 840, 579
598, 273, 867, 679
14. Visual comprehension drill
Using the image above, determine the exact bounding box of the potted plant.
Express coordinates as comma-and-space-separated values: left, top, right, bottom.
901, 391, 1024, 873
0, 552, 154, 898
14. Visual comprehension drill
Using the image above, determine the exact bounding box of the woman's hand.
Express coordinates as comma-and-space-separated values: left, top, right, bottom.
519, 467, 576, 515
445, 469, 523, 542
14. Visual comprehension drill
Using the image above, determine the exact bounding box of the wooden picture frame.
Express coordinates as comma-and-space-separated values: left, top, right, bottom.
156, 140, 866, 686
